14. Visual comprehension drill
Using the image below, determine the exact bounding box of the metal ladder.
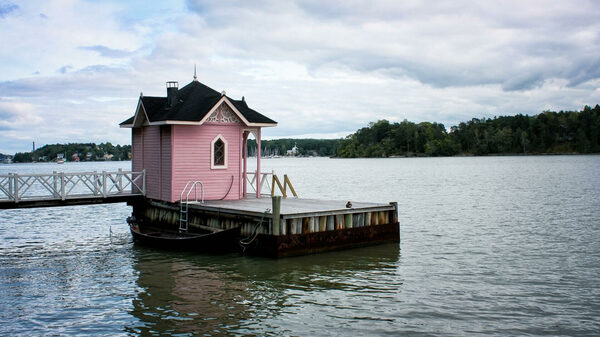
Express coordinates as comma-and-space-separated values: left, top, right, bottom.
179, 181, 204, 232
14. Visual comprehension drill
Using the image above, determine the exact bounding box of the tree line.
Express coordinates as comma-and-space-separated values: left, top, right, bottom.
11, 143, 131, 163
247, 138, 339, 157
334, 105, 600, 157
5, 105, 598, 162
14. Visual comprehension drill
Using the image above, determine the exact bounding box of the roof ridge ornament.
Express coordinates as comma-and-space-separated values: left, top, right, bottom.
221, 90, 226, 96
193, 64, 198, 82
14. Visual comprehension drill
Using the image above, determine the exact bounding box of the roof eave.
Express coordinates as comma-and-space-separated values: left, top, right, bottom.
131, 120, 277, 127
246, 122, 277, 127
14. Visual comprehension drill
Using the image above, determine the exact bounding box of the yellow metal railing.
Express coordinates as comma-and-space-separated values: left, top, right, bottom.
246, 171, 297, 198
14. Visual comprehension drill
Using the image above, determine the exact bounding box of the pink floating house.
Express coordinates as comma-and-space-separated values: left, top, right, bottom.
120, 76, 277, 202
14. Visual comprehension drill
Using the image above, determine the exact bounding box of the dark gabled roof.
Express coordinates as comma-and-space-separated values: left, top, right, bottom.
120, 80, 276, 126
120, 116, 134, 125
229, 98, 276, 124
139, 96, 168, 121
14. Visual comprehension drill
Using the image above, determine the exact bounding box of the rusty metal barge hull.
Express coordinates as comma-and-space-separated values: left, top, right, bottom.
129, 196, 400, 258
244, 222, 399, 257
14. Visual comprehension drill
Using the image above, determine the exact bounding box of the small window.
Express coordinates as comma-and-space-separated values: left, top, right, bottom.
214, 139, 225, 165
211, 135, 228, 169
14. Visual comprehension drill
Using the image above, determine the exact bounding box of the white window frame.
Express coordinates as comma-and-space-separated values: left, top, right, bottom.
211, 134, 228, 169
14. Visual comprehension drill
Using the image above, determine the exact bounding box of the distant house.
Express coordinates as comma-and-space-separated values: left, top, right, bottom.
286, 143, 298, 156
103, 154, 114, 161
1, 155, 13, 164
120, 77, 277, 202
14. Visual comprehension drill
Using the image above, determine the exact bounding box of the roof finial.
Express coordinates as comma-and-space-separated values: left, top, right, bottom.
193, 64, 198, 82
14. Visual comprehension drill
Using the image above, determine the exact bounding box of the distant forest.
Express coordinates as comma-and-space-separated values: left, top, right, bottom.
4, 105, 598, 162
334, 105, 600, 157
11, 143, 131, 163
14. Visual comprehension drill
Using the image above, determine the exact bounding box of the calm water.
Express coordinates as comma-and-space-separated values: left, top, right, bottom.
1, 156, 599, 336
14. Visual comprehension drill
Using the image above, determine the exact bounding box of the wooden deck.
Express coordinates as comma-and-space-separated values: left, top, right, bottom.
188, 196, 395, 219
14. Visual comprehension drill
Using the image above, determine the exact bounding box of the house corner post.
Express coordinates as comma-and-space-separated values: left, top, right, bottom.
256, 128, 261, 198
243, 131, 248, 198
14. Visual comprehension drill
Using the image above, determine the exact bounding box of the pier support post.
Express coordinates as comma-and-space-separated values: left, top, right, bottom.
272, 195, 281, 235
9, 173, 15, 202
14, 173, 19, 203
118, 168, 123, 193
60, 172, 65, 200
53, 171, 58, 198
142, 169, 146, 195
344, 213, 353, 228
102, 171, 107, 197
390, 202, 398, 223
93, 171, 99, 196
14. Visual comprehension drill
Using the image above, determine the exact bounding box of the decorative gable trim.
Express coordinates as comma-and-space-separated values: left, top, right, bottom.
200, 97, 251, 126
220, 104, 242, 124
206, 110, 219, 123
204, 102, 243, 124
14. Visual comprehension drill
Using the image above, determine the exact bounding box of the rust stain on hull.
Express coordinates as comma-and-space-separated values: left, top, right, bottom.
248, 222, 400, 258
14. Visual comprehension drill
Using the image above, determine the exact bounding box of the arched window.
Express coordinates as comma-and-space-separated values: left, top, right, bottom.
211, 134, 228, 169
214, 139, 225, 165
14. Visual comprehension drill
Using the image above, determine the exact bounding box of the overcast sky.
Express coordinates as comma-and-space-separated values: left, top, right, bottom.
1, 0, 599, 154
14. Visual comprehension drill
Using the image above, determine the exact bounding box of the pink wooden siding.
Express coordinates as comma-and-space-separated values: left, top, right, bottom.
132, 128, 143, 172
132, 128, 143, 193
171, 124, 242, 201
160, 125, 172, 201
142, 126, 161, 200
132, 125, 173, 200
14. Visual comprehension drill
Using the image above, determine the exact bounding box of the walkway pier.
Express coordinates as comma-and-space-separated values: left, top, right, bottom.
0, 170, 145, 209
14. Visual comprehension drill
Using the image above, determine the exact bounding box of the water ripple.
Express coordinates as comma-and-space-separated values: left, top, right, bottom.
1, 158, 600, 336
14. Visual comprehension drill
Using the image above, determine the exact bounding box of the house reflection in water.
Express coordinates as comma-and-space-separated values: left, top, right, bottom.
126, 250, 251, 335
126, 243, 400, 335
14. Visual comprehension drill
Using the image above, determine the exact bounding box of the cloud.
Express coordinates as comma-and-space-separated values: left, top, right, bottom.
58, 65, 72, 74
1, 0, 599, 153
0, 0, 144, 80
184, 0, 600, 91
0, 1, 18, 18
79, 45, 134, 58
0, 99, 43, 130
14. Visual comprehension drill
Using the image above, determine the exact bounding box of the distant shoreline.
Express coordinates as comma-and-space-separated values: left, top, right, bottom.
3, 152, 599, 165
330, 152, 599, 159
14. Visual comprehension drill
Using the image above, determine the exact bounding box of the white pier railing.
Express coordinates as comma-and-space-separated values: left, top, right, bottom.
246, 171, 273, 196
0, 169, 146, 203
